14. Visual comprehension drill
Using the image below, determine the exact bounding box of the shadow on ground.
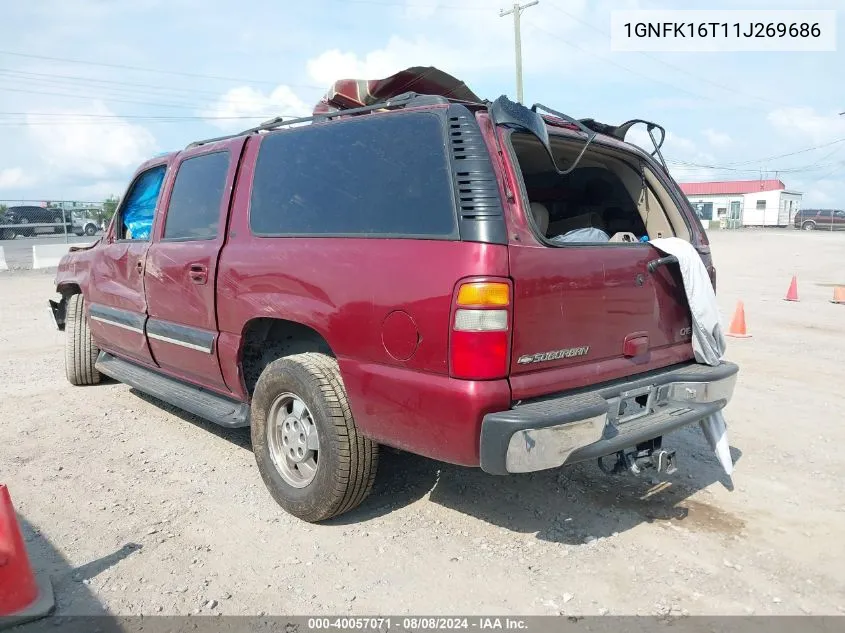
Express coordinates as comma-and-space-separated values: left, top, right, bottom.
342, 426, 744, 544
129, 389, 252, 451
124, 387, 744, 544
8, 512, 138, 630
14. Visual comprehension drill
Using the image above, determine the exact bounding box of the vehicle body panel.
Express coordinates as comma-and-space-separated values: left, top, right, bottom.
50, 85, 727, 471
489, 121, 696, 401
83, 155, 174, 366
143, 138, 246, 393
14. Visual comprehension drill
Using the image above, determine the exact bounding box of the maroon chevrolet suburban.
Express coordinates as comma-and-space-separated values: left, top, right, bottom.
50, 68, 738, 522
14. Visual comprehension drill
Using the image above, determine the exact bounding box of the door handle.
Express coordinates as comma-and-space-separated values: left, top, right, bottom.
136, 260, 144, 274
189, 263, 208, 285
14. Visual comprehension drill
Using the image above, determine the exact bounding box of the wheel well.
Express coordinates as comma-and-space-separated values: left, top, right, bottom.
57, 283, 81, 299
241, 318, 334, 395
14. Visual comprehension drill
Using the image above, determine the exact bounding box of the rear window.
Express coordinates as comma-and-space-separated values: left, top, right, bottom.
249, 112, 458, 238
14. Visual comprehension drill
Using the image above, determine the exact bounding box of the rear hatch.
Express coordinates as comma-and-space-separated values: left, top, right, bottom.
507, 242, 694, 400
491, 100, 698, 401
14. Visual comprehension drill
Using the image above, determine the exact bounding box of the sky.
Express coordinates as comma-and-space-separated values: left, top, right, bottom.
0, 0, 843, 207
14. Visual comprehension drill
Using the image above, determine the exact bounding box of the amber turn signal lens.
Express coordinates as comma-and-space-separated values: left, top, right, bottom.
456, 282, 510, 307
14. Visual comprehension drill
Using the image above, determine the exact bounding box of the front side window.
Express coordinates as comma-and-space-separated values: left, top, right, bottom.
163, 151, 230, 241
118, 165, 166, 241
249, 112, 457, 238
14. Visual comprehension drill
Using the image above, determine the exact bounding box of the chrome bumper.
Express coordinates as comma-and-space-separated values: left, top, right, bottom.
479, 361, 739, 475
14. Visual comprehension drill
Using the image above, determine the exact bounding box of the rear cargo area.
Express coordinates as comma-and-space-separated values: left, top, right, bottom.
504, 131, 697, 401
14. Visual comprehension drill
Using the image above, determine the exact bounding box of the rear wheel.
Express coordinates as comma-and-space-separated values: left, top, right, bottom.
0, 227, 14, 240
802, 221, 816, 231
250, 352, 378, 522
65, 294, 101, 386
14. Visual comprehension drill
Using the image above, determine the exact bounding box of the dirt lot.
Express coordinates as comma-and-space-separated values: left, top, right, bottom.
1, 229, 844, 617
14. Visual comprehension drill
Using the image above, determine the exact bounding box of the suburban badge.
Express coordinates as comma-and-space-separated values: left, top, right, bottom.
517, 346, 590, 365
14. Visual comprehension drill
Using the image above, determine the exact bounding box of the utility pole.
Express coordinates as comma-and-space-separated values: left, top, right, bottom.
499, 1, 539, 103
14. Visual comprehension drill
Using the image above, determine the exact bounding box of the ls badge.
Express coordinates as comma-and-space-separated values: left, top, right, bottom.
517, 346, 590, 365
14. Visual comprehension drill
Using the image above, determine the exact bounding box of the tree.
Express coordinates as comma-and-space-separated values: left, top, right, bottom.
98, 195, 120, 226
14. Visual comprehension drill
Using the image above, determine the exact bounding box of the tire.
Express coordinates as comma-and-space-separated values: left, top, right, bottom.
802, 221, 816, 231
19, 217, 33, 238
85, 224, 97, 236
64, 294, 101, 386
0, 228, 14, 240
251, 352, 378, 522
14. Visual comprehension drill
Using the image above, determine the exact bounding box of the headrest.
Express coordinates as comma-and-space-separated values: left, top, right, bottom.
529, 202, 549, 236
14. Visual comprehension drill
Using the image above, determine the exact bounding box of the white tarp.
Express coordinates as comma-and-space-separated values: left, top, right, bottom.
649, 237, 733, 476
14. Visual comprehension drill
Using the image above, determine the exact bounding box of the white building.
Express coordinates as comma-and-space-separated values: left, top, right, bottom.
679, 179, 803, 228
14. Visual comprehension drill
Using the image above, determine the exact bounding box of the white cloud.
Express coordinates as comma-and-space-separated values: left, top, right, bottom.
26, 101, 157, 179
306, 36, 471, 87
202, 85, 309, 130
0, 167, 35, 190
703, 128, 732, 147
767, 107, 845, 144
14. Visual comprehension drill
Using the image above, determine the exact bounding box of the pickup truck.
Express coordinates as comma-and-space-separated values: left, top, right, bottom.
49, 67, 738, 522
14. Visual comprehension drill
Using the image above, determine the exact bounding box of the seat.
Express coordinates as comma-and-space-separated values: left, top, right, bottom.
529, 202, 549, 236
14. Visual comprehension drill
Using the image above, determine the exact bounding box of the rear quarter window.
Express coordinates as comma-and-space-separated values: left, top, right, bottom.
249, 112, 458, 238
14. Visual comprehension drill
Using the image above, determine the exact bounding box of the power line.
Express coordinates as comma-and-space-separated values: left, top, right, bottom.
0, 50, 323, 89
0, 112, 303, 119
545, 1, 791, 109
0, 68, 307, 103
523, 21, 742, 110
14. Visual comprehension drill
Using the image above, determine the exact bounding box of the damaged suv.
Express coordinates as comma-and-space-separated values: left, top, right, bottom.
49, 67, 738, 522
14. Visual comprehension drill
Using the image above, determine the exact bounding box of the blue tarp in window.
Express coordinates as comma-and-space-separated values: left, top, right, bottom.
123, 166, 165, 240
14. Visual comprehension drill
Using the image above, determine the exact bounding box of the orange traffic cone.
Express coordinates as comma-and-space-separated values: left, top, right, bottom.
0, 485, 54, 629
726, 301, 751, 338
784, 275, 799, 302
832, 286, 845, 305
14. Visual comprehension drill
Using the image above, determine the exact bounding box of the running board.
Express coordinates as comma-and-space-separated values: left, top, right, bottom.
95, 352, 250, 428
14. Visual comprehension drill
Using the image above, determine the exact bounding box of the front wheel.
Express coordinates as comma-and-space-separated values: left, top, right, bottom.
251, 352, 378, 522
65, 294, 101, 386
85, 224, 97, 236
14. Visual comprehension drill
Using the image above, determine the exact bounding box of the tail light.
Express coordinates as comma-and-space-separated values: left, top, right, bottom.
449, 279, 512, 380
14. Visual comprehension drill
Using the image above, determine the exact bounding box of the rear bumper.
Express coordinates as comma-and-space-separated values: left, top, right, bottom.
480, 361, 739, 475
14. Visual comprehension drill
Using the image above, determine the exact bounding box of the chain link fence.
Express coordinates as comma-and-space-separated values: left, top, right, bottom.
1, 200, 110, 243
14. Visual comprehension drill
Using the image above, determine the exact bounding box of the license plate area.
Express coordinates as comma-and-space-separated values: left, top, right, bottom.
614, 385, 656, 424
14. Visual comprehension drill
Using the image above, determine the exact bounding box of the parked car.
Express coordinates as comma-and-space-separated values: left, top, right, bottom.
793, 208, 845, 231
2, 205, 72, 237
47, 70, 738, 523
70, 210, 101, 236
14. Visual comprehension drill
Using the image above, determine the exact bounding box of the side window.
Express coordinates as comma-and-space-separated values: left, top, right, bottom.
249, 112, 457, 238
163, 151, 230, 241
117, 165, 167, 241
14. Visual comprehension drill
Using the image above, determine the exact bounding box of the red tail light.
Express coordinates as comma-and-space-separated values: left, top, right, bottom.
449, 279, 512, 380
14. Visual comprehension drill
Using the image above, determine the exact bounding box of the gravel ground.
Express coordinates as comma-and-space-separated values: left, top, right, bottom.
1, 229, 844, 617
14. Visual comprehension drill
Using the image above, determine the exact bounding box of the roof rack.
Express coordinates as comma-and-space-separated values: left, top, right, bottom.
185, 91, 475, 149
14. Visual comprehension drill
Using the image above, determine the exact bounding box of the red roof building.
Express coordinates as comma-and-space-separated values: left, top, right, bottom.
678, 179, 785, 196
678, 179, 802, 228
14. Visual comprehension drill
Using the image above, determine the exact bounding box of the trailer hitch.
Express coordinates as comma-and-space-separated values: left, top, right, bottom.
598, 444, 678, 477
